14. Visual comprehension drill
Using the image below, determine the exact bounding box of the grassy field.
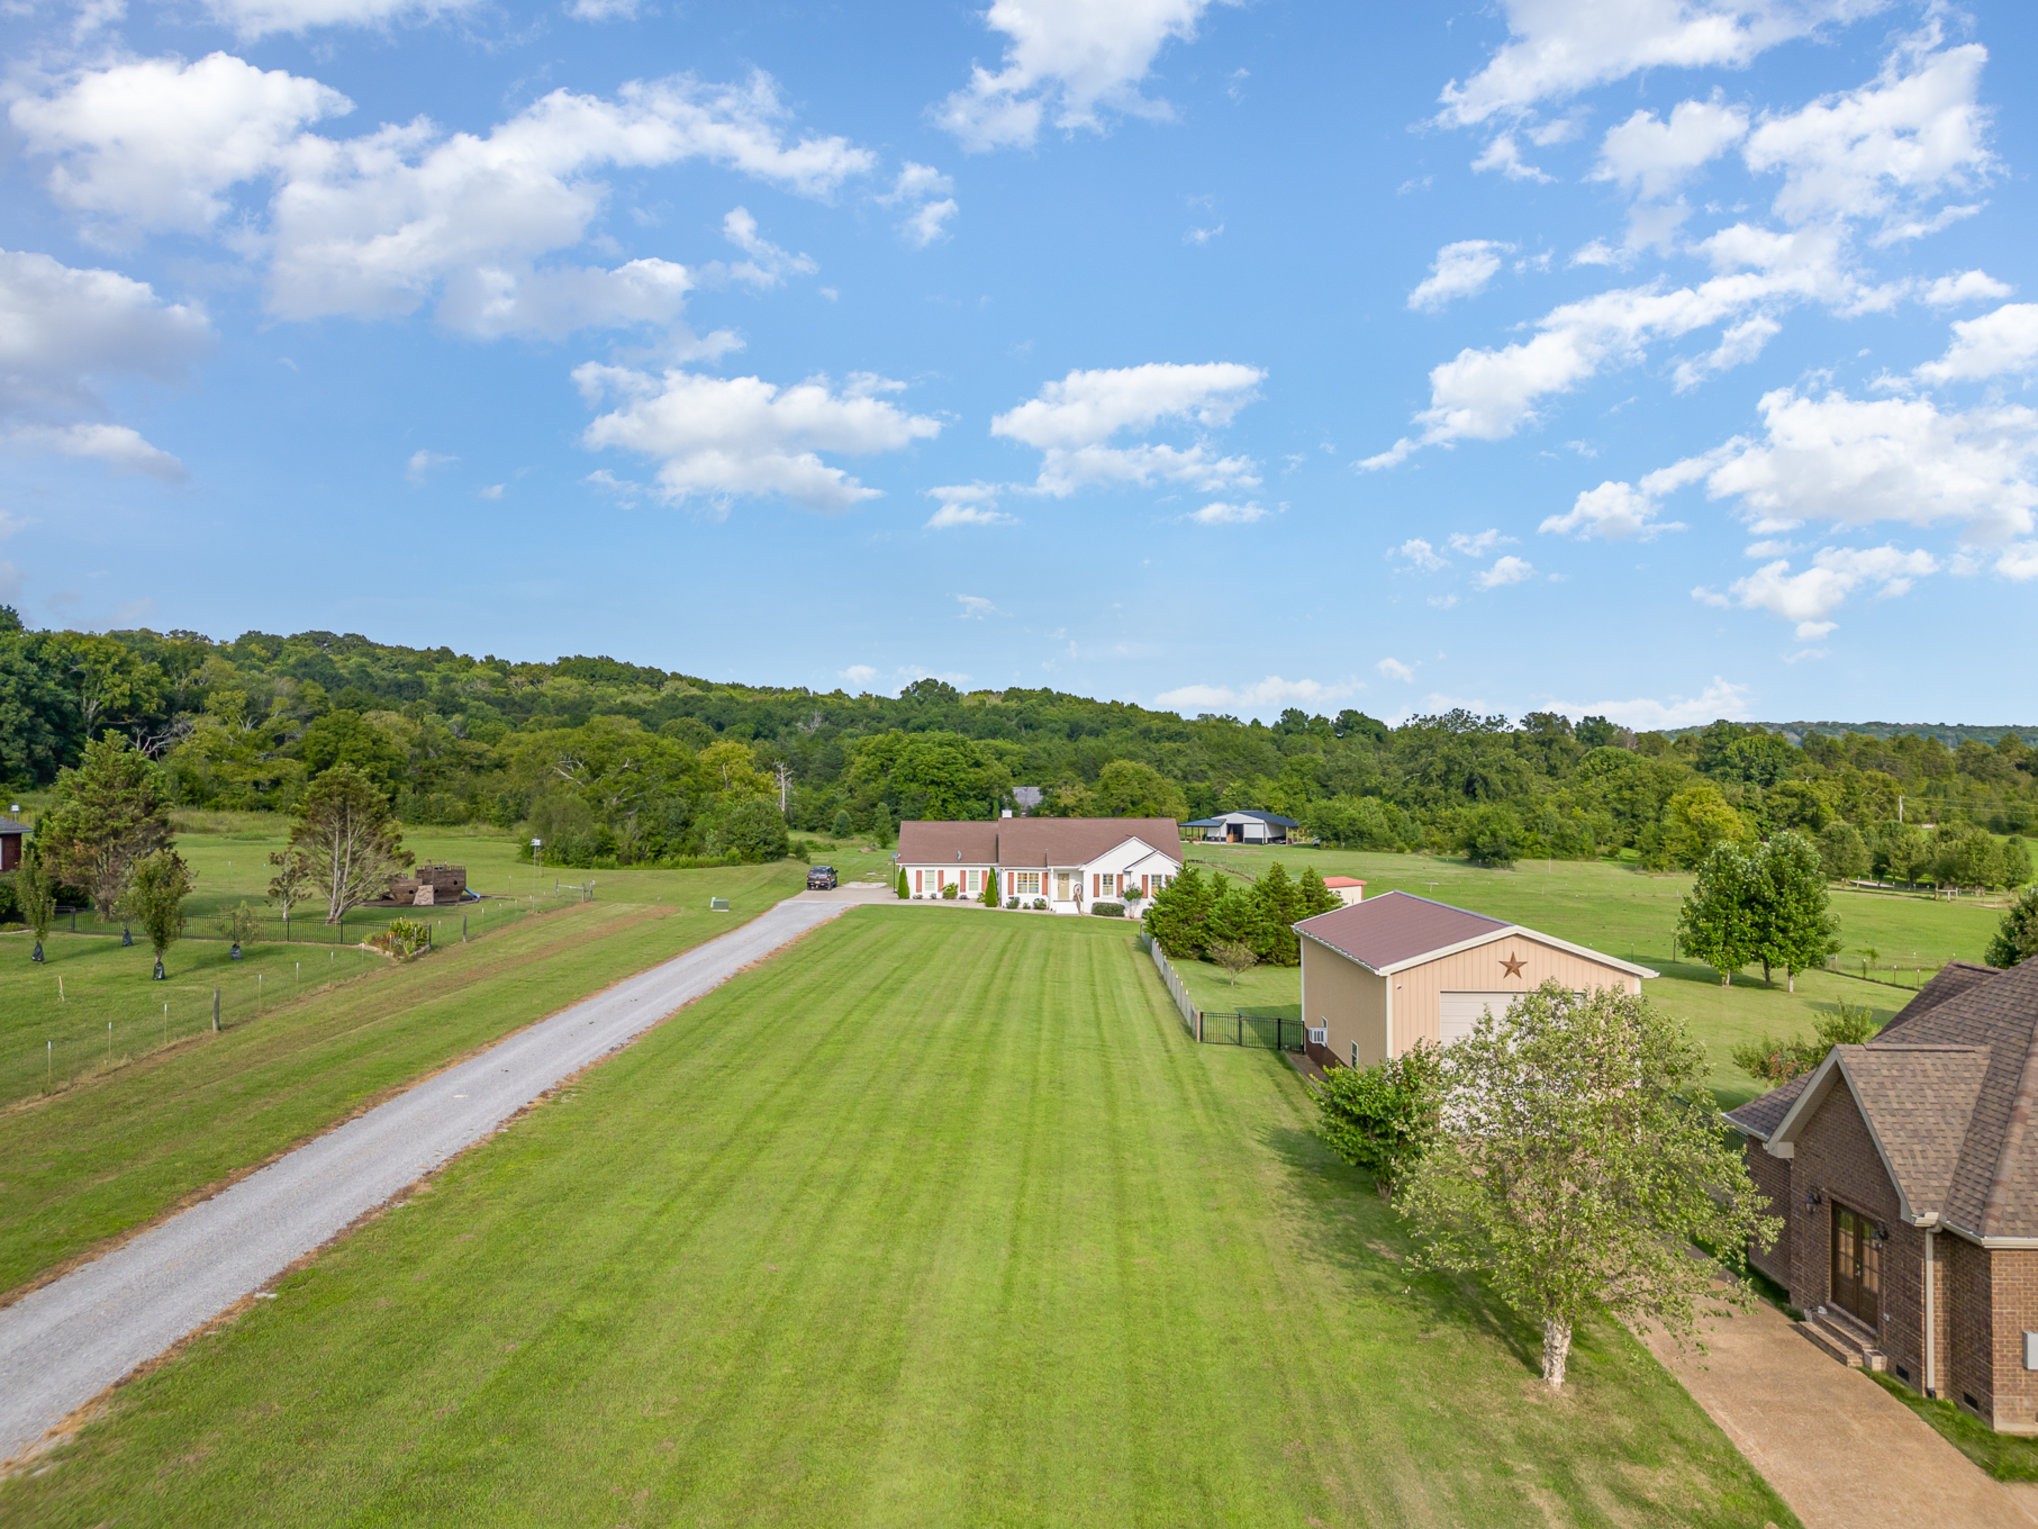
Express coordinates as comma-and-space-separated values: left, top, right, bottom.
0, 909, 1793, 1528
1171, 846, 2005, 1109
0, 862, 804, 1298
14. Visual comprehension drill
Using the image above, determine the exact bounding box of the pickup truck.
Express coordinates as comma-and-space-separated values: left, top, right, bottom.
805, 864, 839, 891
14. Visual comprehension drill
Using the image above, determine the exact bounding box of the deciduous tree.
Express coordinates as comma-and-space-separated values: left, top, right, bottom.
1989, 886, 2038, 969
1314, 1043, 1442, 1194
273, 764, 413, 924
123, 847, 193, 978
17, 846, 55, 960
1677, 843, 1757, 986
1396, 985, 1778, 1389
1748, 831, 1841, 991
35, 733, 174, 919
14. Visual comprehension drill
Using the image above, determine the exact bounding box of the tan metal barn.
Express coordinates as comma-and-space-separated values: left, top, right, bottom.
1295, 890, 1658, 1070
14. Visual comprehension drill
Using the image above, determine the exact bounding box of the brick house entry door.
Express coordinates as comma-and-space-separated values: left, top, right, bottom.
1830, 1203, 1881, 1330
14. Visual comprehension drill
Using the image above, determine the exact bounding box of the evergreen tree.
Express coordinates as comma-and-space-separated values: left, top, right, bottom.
35, 733, 175, 920
1296, 865, 1342, 919
1251, 862, 1304, 965
896, 867, 910, 899
1989, 886, 2038, 969
271, 765, 413, 924
1677, 843, 1757, 986
1143, 866, 1216, 958
1748, 832, 1841, 991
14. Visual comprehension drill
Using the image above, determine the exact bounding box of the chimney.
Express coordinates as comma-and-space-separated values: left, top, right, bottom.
1001, 808, 1013, 818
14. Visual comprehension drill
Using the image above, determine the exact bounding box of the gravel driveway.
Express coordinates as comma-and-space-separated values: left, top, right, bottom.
0, 889, 882, 1466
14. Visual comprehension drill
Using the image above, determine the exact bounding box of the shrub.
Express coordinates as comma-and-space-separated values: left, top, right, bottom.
215, 900, 263, 947
370, 916, 433, 959
1031, 897, 1049, 910
980, 874, 999, 908
0, 873, 17, 927
1731, 1002, 1877, 1085
1090, 901, 1125, 918
941, 882, 959, 899
896, 868, 910, 899
1005, 896, 1019, 910
1314, 1043, 1444, 1194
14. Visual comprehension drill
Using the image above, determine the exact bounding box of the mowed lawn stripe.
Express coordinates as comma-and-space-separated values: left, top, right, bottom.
0, 909, 1793, 1528
0, 866, 799, 1297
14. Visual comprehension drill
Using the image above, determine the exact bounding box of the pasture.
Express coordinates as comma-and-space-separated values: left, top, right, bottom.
0, 855, 804, 1298
1173, 847, 2004, 1108
0, 909, 1790, 1527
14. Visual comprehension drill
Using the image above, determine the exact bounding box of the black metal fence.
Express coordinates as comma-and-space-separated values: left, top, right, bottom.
1201, 1009, 1305, 1052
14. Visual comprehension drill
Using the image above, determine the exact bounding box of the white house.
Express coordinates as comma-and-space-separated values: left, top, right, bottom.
1182, 809, 1299, 844
895, 816, 1183, 914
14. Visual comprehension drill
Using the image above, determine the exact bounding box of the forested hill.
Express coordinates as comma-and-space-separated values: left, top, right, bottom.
0, 612, 2032, 884
1751, 722, 2038, 748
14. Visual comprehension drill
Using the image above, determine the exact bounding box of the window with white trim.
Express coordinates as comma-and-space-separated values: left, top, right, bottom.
965, 869, 982, 894
1098, 873, 1117, 896
1350, 1041, 1358, 1069
1013, 871, 1042, 896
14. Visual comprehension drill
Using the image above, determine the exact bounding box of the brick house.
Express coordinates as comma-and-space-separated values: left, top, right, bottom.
1727, 958, 2038, 1433
894, 817, 1181, 913
0, 816, 24, 874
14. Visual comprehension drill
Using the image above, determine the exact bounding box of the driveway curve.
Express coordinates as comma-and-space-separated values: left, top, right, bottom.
0, 889, 883, 1466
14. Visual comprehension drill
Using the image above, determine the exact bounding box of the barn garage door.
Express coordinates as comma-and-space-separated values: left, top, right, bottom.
1438, 992, 1523, 1045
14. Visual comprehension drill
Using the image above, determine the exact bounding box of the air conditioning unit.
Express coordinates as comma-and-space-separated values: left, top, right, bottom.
1307, 1026, 1328, 1047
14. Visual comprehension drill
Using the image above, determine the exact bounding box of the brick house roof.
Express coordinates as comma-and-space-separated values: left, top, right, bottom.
895, 817, 1181, 868
1732, 958, 2038, 1240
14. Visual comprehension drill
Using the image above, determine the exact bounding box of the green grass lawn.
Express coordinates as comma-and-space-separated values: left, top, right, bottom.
1172, 847, 2005, 1109
1869, 1374, 2038, 1482
0, 909, 1793, 1528
0, 861, 802, 1298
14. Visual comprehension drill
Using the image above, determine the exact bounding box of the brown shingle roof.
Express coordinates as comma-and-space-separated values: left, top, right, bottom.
1725, 1071, 1812, 1141
1750, 959, 2038, 1239
1876, 960, 2001, 1039
1295, 891, 1509, 972
894, 817, 1180, 869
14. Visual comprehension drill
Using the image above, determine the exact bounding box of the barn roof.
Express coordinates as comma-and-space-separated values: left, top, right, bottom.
1294, 889, 1658, 979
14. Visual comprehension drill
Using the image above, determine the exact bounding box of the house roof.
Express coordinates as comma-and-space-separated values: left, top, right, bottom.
1322, 876, 1366, 889
1739, 958, 2038, 1241
0, 818, 26, 836
1182, 810, 1300, 828
895, 817, 1180, 869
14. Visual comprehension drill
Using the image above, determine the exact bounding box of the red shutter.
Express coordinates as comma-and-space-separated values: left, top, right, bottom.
1141, 874, 1149, 896
1091, 873, 1100, 897
915, 870, 923, 894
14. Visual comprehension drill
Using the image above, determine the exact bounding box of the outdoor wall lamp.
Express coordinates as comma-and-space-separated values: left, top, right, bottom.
1805, 1187, 1825, 1210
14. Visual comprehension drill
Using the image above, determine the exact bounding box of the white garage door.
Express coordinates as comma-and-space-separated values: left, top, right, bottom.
1438, 991, 1522, 1045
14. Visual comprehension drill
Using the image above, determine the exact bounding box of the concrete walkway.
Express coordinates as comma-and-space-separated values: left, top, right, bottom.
0, 887, 886, 1467
1645, 1297, 2038, 1528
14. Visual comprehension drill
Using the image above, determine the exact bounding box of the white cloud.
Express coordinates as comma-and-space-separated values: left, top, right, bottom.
1390, 537, 1446, 572
1997, 543, 2038, 581
1154, 674, 1360, 714
991, 361, 1263, 496
1671, 312, 1780, 390
1594, 95, 1748, 199
1742, 33, 1994, 237
1447, 528, 1511, 557
568, 0, 642, 19
1408, 240, 1512, 312
881, 162, 959, 247
1471, 133, 1549, 182
840, 663, 879, 686
1363, 223, 1849, 465
1722, 543, 1938, 637
1540, 477, 1688, 539
6, 422, 186, 481
0, 249, 209, 479
719, 207, 818, 288
575, 365, 940, 512
1695, 388, 2038, 541
1924, 270, 2011, 307
204, 0, 477, 37
1475, 554, 1537, 589
1435, 0, 1882, 127
1376, 657, 1415, 683
937, 0, 1235, 151
1543, 677, 1753, 731
17, 60, 876, 340
955, 593, 1002, 619
406, 448, 456, 482
1187, 500, 1265, 524
11, 52, 353, 236
1915, 303, 2038, 384
926, 484, 1014, 528
479, 482, 505, 499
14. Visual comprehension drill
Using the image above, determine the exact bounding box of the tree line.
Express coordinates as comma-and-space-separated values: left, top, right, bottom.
0, 610, 2033, 886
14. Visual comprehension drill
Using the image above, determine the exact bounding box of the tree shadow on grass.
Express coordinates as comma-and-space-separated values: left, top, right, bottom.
1259, 1121, 1543, 1378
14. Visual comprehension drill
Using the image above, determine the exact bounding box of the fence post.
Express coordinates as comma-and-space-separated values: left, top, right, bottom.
213, 989, 220, 1032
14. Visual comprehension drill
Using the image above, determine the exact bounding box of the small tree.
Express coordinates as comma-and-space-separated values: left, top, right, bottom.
1296, 865, 1342, 919
17, 846, 55, 961
980, 872, 999, 908
1396, 985, 1779, 1389
35, 732, 174, 920
1816, 821, 1871, 883
1677, 843, 1757, 985
1749, 831, 1841, 991
123, 848, 193, 979
272, 764, 413, 925
1988, 885, 2038, 969
1209, 938, 1258, 987
896, 867, 910, 899
831, 808, 853, 840
1731, 1002, 1878, 1086
1143, 866, 1216, 959
217, 900, 263, 951
1314, 1043, 1443, 1194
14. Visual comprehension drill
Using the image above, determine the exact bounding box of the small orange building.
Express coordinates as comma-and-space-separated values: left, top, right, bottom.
1295, 890, 1657, 1070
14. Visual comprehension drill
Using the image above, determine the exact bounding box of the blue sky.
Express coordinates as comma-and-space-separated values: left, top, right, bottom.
2, 1, 2035, 726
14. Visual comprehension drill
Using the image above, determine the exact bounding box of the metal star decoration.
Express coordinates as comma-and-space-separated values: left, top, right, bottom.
1500, 953, 1526, 978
